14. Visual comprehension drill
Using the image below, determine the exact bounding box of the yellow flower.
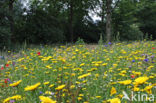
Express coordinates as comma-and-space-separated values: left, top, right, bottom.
55, 84, 65, 90
118, 80, 132, 85
78, 73, 91, 79
108, 98, 121, 103
45, 91, 53, 95
70, 85, 75, 89
78, 97, 82, 101
144, 85, 153, 94
44, 82, 50, 85
3, 95, 22, 103
110, 87, 117, 96
9, 80, 22, 87
39, 96, 56, 103
96, 96, 101, 98
133, 76, 149, 85
102, 63, 107, 66
79, 94, 84, 97
49, 84, 54, 88
133, 86, 140, 91
24, 82, 41, 91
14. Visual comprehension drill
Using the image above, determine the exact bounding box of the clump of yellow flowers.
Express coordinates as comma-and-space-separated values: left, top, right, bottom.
9, 80, 22, 87
3, 95, 22, 103
24, 82, 41, 91
39, 96, 56, 103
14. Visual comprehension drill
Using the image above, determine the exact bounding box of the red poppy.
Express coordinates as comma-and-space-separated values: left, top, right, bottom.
5, 64, 9, 67
37, 52, 41, 55
4, 79, 7, 84
152, 47, 155, 49
131, 75, 135, 79
1, 67, 4, 70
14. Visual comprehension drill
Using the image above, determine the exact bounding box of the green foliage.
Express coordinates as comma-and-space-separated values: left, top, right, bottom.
0, 0, 156, 49
136, 0, 156, 40
112, 0, 143, 41
98, 34, 104, 45
75, 37, 85, 45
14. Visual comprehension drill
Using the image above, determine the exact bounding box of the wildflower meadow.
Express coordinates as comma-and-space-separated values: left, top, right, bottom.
0, 41, 156, 103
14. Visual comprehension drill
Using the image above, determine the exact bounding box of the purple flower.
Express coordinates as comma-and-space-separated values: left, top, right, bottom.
39, 91, 43, 94
12, 62, 15, 66
132, 60, 135, 62
104, 45, 108, 47
0, 56, 5, 60
10, 100, 15, 103
108, 42, 112, 45
7, 78, 10, 82
144, 59, 149, 62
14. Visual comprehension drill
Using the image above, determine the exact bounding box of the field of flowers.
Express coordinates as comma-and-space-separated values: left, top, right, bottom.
0, 41, 156, 103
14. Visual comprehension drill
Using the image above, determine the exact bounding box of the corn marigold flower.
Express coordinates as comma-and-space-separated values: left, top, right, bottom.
118, 80, 132, 85
24, 82, 41, 91
78, 73, 91, 79
39, 96, 56, 103
49, 84, 54, 88
133, 86, 140, 91
9, 80, 22, 87
3, 95, 22, 103
110, 87, 117, 96
144, 85, 153, 94
44, 81, 50, 85
55, 84, 65, 91
133, 76, 149, 85
107, 98, 121, 103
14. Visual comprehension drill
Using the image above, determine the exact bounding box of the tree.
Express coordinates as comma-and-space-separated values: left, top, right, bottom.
106, 0, 120, 42
69, 0, 74, 42
8, 0, 15, 45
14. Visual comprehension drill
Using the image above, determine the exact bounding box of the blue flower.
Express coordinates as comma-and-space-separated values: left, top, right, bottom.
144, 59, 149, 62
108, 42, 112, 45
0, 56, 5, 60
132, 60, 135, 62
39, 91, 43, 94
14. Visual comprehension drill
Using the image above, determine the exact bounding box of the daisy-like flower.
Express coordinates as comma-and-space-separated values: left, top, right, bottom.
78, 73, 91, 79
144, 85, 153, 94
110, 87, 117, 96
9, 80, 22, 87
133, 76, 149, 85
3, 95, 22, 103
24, 82, 41, 91
39, 96, 56, 103
44, 81, 50, 85
55, 84, 65, 91
107, 98, 121, 103
118, 80, 132, 85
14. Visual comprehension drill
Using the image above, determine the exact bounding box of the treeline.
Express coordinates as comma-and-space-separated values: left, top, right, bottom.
0, 0, 156, 48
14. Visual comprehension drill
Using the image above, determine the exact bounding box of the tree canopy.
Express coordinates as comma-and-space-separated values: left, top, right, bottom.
0, 0, 156, 48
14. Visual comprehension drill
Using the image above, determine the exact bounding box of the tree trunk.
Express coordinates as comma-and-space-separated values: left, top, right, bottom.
106, 0, 112, 42
8, 0, 15, 45
101, 0, 105, 23
69, 0, 73, 43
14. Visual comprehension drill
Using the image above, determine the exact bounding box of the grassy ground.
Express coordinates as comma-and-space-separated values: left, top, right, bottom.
0, 41, 156, 103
